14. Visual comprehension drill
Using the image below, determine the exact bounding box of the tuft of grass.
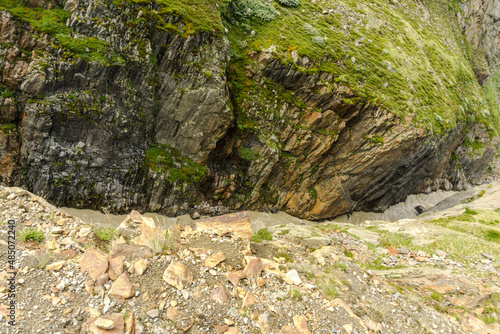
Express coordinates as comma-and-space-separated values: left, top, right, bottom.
147, 230, 174, 254
144, 144, 208, 184
464, 207, 479, 215
19, 228, 45, 243
276, 251, 292, 262
431, 291, 443, 301
94, 227, 118, 241
343, 250, 354, 258
290, 288, 302, 300
24, 250, 52, 269
320, 279, 339, 299
251, 227, 273, 243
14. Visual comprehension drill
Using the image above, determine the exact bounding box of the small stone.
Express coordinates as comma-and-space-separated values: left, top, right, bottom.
80, 247, 109, 280
134, 259, 148, 276
108, 273, 134, 299
167, 307, 178, 321
243, 257, 263, 278
190, 212, 201, 220
387, 246, 399, 255
286, 270, 302, 285
293, 315, 312, 334
224, 318, 235, 325
205, 252, 226, 269
95, 317, 115, 330
109, 243, 154, 259
51, 227, 65, 234
146, 309, 159, 318
481, 253, 493, 261
210, 283, 228, 305
85, 280, 94, 294
435, 249, 448, 258
108, 256, 125, 281
95, 273, 109, 286
45, 261, 65, 271
242, 291, 256, 307
124, 311, 135, 334
343, 324, 353, 334
256, 277, 267, 288
163, 260, 193, 290
398, 247, 410, 255
86, 307, 101, 318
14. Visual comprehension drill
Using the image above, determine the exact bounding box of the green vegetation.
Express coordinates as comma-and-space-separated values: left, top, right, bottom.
144, 143, 208, 184
19, 228, 45, 243
431, 291, 443, 302
343, 250, 354, 258
251, 227, 273, 243
364, 209, 500, 264
276, 0, 300, 8
307, 187, 318, 200
226, 0, 500, 135
94, 227, 118, 241
112, 0, 228, 35
238, 146, 258, 161
276, 251, 292, 262
290, 288, 302, 300
1, 123, 17, 135
319, 278, 340, 299
464, 207, 479, 215
1, 0, 124, 65
25, 250, 52, 269
147, 230, 174, 254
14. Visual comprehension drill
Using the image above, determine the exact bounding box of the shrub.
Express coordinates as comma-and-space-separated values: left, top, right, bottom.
231, 0, 278, 22
19, 228, 45, 243
311, 36, 325, 46
276, 0, 299, 7
239, 146, 257, 161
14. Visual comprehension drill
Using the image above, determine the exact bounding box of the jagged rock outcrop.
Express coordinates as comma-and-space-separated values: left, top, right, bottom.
0, 0, 499, 219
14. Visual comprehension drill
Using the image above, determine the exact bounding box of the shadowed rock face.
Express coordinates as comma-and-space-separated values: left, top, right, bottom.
0, 0, 498, 220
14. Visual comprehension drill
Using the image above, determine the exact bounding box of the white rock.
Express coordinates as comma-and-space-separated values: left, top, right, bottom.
285, 270, 302, 285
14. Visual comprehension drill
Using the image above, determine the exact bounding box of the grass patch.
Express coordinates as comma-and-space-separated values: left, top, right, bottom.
319, 278, 339, 299
19, 228, 45, 243
1, 123, 17, 135
147, 231, 174, 254
464, 207, 479, 215
144, 143, 208, 184
94, 227, 118, 241
226, 0, 499, 137
23, 250, 52, 269
251, 227, 273, 243
290, 288, 302, 300
1, 0, 124, 65
276, 251, 292, 262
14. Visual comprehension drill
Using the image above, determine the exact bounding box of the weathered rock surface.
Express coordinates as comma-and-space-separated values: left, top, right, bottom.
0, 0, 499, 221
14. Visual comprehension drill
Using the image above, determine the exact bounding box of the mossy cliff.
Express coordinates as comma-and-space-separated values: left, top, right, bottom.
0, 0, 498, 219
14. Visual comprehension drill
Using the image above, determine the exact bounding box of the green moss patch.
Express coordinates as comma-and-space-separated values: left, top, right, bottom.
144, 143, 208, 184
226, 0, 499, 135
1, 0, 124, 65
112, 0, 228, 36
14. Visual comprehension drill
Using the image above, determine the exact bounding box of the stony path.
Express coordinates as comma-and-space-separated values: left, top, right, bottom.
0, 186, 499, 333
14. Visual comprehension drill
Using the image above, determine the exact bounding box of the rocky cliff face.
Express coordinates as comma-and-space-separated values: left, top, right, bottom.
0, 0, 499, 219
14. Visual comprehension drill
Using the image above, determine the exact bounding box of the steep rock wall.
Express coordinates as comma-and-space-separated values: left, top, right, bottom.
0, 0, 499, 219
